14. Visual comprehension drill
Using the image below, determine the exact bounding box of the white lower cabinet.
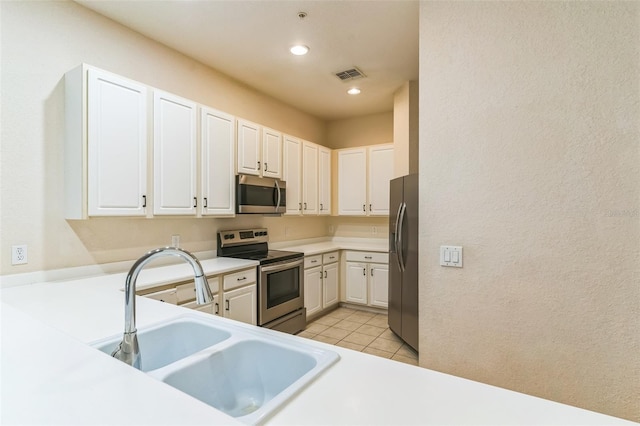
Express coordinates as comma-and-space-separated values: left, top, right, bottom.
140, 267, 257, 325
304, 252, 339, 319
344, 251, 389, 308
223, 285, 257, 325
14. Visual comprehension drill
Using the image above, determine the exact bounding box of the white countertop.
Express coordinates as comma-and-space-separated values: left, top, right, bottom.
271, 237, 389, 256
0, 253, 634, 425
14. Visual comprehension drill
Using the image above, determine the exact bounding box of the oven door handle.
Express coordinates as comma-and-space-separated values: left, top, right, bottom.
260, 258, 304, 272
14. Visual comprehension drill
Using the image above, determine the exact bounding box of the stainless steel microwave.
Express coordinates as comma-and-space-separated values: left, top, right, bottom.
236, 174, 286, 214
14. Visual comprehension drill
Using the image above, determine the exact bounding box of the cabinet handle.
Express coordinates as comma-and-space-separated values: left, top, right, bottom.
320, 271, 323, 280
311, 260, 317, 264
320, 203, 323, 211
225, 300, 230, 311
371, 268, 374, 276
142, 195, 147, 208
369, 204, 372, 211
257, 161, 261, 171
363, 268, 366, 276
304, 202, 307, 210
363, 204, 366, 212
329, 256, 335, 260
193, 197, 197, 208
365, 256, 373, 260
214, 302, 219, 315
299, 202, 302, 211
237, 276, 247, 281
324, 271, 327, 278
203, 197, 208, 208
264, 163, 268, 172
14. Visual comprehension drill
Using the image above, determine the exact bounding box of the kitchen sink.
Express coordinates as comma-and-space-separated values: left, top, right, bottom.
158, 339, 323, 422
92, 317, 231, 372
91, 314, 340, 424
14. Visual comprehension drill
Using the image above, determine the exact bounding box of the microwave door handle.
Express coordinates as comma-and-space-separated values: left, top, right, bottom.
274, 180, 281, 212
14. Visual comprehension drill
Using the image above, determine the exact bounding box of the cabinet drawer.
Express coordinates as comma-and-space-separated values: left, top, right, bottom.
181, 300, 214, 314
304, 255, 322, 269
223, 268, 257, 291
144, 288, 178, 304
322, 251, 339, 264
345, 251, 388, 264
176, 276, 219, 303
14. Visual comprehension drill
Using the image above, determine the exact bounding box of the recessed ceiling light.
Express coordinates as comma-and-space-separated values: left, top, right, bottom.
347, 87, 361, 95
290, 45, 309, 56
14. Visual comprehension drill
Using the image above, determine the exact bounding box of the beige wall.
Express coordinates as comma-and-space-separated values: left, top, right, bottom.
325, 112, 393, 149
419, 1, 639, 422
0, 1, 328, 274
393, 81, 419, 177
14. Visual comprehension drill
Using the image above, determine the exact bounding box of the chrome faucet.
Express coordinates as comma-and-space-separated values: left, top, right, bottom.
111, 247, 213, 369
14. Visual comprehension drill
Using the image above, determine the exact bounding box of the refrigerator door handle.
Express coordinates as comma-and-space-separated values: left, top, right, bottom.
393, 203, 403, 268
397, 202, 407, 272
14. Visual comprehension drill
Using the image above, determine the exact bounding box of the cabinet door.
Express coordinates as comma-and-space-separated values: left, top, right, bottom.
262, 127, 282, 179
153, 91, 197, 215
318, 146, 331, 215
323, 262, 339, 308
237, 119, 261, 176
338, 148, 367, 216
283, 135, 302, 215
304, 266, 323, 317
87, 68, 147, 216
302, 141, 319, 215
345, 262, 368, 305
223, 285, 257, 325
368, 145, 394, 216
369, 263, 389, 308
201, 107, 235, 216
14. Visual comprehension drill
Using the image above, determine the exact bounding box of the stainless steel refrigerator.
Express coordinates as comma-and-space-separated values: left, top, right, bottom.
388, 174, 419, 351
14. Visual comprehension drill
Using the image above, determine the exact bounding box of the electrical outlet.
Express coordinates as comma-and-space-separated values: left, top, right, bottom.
171, 234, 180, 248
12, 245, 28, 265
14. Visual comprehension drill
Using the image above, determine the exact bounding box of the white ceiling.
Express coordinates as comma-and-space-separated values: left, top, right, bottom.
75, 0, 419, 121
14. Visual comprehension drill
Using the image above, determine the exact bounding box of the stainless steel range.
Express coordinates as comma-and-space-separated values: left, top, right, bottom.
217, 228, 306, 334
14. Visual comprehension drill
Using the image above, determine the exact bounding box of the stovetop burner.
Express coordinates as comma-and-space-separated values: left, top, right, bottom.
217, 228, 303, 265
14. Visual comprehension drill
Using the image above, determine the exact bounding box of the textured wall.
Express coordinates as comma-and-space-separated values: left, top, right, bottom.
419, 1, 639, 421
0, 1, 327, 274
325, 112, 393, 149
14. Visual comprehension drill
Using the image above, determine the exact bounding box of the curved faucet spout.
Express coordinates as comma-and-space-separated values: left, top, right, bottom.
112, 247, 213, 369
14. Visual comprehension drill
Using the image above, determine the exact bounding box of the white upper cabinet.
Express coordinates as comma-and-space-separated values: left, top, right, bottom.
338, 144, 394, 216
283, 134, 303, 215
318, 146, 332, 215
337, 148, 367, 216
236, 119, 282, 178
201, 107, 235, 216
66, 65, 148, 218
153, 90, 197, 215
261, 127, 283, 179
236, 119, 261, 176
367, 144, 394, 216
302, 141, 319, 215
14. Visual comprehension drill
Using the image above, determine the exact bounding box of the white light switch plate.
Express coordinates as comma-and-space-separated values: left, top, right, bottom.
440, 245, 462, 267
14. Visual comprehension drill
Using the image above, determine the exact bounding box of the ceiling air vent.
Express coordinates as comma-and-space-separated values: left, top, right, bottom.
335, 67, 366, 81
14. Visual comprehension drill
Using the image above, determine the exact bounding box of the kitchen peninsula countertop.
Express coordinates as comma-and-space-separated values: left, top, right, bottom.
271, 236, 389, 256
0, 253, 634, 425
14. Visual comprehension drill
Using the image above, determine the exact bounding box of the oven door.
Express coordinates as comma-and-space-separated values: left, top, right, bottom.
258, 257, 304, 326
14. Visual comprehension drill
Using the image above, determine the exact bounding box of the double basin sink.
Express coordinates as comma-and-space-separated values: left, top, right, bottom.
91, 314, 340, 424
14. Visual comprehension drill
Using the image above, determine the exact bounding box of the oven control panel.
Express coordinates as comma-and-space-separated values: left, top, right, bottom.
218, 228, 269, 247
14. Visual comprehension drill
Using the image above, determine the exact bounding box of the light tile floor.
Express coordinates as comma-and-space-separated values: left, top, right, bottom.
298, 307, 418, 365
